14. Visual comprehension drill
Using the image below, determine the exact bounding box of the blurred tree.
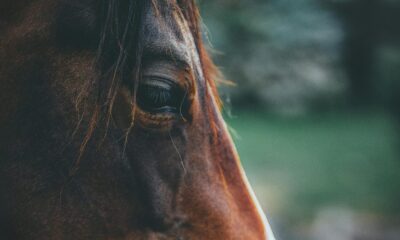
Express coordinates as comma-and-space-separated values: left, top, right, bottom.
329, 0, 400, 106
199, 0, 346, 115
200, 0, 400, 120
329, 0, 400, 144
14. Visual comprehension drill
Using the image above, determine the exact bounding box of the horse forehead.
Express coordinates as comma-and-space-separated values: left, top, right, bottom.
142, 4, 195, 69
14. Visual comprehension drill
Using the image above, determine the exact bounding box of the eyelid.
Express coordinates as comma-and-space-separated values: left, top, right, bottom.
141, 60, 193, 89
141, 76, 176, 89
141, 74, 190, 94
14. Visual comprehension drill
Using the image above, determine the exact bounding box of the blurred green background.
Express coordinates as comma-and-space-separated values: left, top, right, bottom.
199, 0, 400, 239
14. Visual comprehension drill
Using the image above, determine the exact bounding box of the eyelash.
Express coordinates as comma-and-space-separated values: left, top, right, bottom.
137, 80, 186, 114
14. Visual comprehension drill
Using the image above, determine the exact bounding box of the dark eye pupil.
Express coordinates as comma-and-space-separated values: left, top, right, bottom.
137, 83, 184, 114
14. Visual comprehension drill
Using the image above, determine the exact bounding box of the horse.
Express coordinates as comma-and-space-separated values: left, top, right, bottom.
0, 0, 275, 239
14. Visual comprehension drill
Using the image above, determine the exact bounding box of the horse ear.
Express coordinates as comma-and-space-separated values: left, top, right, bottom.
55, 0, 100, 49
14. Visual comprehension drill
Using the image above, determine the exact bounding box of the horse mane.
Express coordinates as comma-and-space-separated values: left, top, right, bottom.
73, 0, 221, 172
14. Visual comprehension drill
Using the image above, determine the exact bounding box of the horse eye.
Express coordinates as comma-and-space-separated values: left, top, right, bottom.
137, 78, 186, 114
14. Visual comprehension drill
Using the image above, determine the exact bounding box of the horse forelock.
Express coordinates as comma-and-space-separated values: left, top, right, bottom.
71, 0, 222, 166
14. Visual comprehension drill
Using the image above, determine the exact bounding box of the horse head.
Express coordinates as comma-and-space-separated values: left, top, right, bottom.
0, 0, 274, 239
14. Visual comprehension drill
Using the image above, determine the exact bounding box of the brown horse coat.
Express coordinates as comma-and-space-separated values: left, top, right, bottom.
0, 0, 275, 239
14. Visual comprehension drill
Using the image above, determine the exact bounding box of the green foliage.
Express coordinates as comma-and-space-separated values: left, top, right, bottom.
226, 109, 400, 231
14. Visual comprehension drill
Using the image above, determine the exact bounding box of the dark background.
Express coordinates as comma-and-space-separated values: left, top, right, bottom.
200, 0, 400, 239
